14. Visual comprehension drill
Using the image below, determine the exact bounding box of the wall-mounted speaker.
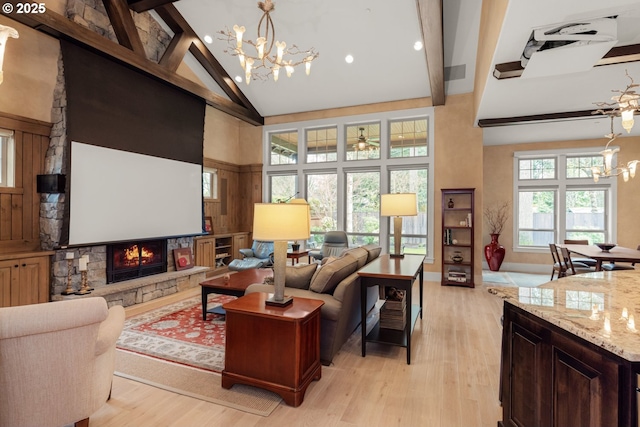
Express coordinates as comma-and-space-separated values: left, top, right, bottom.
37, 174, 66, 193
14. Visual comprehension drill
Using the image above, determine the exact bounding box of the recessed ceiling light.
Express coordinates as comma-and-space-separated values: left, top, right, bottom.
234, 75, 243, 83
414, 41, 423, 51
204, 34, 213, 44
345, 54, 354, 64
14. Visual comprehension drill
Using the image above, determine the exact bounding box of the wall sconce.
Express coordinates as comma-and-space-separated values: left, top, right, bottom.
0, 25, 19, 85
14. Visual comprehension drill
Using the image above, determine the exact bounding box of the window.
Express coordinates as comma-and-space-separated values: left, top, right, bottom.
0, 129, 15, 188
514, 150, 615, 250
390, 168, 428, 254
270, 175, 297, 202
389, 118, 428, 158
518, 158, 555, 180
263, 108, 435, 262
306, 127, 337, 163
306, 173, 337, 245
345, 171, 380, 246
346, 123, 380, 161
202, 167, 218, 199
269, 131, 298, 165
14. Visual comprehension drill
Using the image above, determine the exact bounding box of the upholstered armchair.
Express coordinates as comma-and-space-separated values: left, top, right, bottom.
309, 231, 349, 262
228, 240, 274, 271
0, 297, 125, 427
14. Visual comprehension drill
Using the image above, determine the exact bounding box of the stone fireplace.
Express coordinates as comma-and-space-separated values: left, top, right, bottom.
106, 239, 167, 283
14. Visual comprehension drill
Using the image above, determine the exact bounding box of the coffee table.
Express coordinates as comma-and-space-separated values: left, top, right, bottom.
199, 268, 273, 320
287, 249, 310, 265
221, 292, 324, 406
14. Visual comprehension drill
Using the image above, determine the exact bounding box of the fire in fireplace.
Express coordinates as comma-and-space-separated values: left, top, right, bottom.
107, 239, 167, 283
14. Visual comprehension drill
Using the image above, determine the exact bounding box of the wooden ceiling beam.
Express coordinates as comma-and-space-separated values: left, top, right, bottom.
153, 4, 261, 119
127, 0, 177, 13
415, 0, 445, 106
3, 9, 264, 126
477, 109, 601, 128
493, 43, 640, 80
159, 31, 194, 72
102, 0, 145, 55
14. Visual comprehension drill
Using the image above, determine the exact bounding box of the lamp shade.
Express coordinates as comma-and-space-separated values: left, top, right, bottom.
380, 193, 417, 217
253, 203, 310, 241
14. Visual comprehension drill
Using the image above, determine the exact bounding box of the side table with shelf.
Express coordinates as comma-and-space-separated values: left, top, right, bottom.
441, 188, 475, 288
358, 254, 425, 365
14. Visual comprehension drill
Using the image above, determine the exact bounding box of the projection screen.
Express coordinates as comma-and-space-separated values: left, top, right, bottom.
68, 141, 203, 246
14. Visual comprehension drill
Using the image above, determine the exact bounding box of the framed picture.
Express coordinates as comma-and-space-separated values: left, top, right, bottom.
173, 248, 194, 271
204, 216, 213, 234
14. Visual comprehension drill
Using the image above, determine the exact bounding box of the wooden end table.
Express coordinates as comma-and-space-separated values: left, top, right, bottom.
287, 249, 310, 265
358, 254, 425, 364
199, 268, 273, 320
221, 292, 324, 407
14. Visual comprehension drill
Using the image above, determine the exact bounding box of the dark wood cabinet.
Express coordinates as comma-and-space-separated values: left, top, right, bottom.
500, 302, 633, 427
441, 188, 474, 287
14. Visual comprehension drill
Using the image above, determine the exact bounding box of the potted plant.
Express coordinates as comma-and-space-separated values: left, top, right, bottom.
483, 201, 509, 271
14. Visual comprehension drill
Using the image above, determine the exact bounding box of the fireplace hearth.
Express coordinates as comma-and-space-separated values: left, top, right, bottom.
107, 239, 167, 283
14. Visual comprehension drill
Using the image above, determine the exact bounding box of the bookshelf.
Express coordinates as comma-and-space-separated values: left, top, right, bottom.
441, 188, 475, 288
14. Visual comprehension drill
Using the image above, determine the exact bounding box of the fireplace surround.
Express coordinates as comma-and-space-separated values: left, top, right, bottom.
106, 239, 167, 283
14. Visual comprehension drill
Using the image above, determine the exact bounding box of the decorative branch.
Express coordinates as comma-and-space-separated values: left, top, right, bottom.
484, 201, 510, 235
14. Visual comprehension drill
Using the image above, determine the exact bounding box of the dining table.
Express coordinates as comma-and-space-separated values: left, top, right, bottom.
562, 244, 640, 271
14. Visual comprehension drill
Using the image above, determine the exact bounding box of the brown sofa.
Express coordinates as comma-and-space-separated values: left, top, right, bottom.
245, 244, 382, 365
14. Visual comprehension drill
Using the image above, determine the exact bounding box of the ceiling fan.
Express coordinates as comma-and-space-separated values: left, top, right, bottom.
356, 127, 379, 151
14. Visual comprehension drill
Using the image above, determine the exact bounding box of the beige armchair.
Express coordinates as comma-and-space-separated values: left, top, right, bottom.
0, 297, 125, 427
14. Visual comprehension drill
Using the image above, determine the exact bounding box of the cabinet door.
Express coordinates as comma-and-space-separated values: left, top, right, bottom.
505, 321, 551, 427
18, 257, 48, 305
196, 239, 216, 267
233, 233, 248, 260
0, 259, 16, 307
551, 338, 620, 427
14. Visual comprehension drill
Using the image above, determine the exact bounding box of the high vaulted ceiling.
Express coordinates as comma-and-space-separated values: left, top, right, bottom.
7, 0, 640, 145
168, 0, 640, 145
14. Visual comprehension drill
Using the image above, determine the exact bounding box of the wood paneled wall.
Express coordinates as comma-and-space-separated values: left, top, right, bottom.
203, 158, 262, 235
0, 112, 51, 254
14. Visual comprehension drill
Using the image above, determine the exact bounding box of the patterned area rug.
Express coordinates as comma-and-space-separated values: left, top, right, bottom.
116, 294, 235, 372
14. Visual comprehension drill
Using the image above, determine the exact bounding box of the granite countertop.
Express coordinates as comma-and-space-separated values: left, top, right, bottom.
489, 270, 640, 362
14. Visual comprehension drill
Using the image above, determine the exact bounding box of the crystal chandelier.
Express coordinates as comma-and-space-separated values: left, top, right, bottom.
590, 114, 639, 183
218, 0, 319, 85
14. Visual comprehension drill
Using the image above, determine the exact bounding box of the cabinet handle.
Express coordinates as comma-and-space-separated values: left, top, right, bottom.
14, 264, 18, 268
21, 263, 26, 267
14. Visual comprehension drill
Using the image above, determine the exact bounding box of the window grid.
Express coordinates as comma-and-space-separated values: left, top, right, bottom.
306, 127, 337, 163
389, 118, 428, 158
269, 131, 298, 166
514, 151, 615, 251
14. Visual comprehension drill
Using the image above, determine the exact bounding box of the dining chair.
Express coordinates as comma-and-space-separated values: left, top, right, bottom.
563, 239, 597, 268
601, 244, 640, 271
560, 246, 593, 276
549, 243, 565, 280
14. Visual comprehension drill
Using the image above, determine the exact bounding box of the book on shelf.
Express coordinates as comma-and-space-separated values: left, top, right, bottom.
444, 228, 453, 245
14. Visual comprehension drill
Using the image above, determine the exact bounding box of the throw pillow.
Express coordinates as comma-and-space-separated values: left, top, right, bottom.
310, 254, 358, 294
285, 263, 318, 289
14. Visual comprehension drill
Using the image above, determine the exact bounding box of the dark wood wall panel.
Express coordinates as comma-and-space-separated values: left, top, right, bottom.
0, 112, 51, 253
203, 159, 262, 236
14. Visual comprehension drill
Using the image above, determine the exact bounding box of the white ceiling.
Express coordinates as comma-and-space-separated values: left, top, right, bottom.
168, 0, 640, 145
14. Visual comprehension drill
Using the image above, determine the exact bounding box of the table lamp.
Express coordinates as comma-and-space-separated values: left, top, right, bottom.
380, 193, 417, 258
253, 202, 310, 306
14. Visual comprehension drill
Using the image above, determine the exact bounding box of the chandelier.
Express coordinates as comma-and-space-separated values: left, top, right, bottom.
590, 114, 639, 183
218, 0, 319, 84
594, 70, 640, 133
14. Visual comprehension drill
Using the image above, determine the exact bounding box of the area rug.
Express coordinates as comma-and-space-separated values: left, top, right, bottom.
482, 270, 550, 287
114, 350, 282, 417
116, 294, 234, 372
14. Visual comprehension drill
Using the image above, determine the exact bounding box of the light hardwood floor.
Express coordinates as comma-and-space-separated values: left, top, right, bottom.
90, 279, 505, 427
